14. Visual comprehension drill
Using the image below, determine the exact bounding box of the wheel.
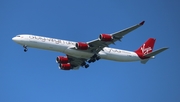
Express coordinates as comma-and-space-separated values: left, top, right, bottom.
96, 56, 101, 60
88, 60, 92, 63
91, 59, 96, 62
85, 64, 89, 68
24, 49, 27, 52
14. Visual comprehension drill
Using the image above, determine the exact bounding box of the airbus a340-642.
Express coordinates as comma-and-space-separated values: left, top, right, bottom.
12, 21, 168, 70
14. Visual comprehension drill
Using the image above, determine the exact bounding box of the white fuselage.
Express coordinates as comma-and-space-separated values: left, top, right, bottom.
12, 34, 141, 62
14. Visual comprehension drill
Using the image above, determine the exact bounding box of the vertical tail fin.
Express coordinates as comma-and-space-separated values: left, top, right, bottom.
135, 38, 156, 57
135, 38, 168, 64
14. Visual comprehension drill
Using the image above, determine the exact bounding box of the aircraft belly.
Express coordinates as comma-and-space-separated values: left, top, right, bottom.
24, 39, 141, 62
101, 51, 140, 62
64, 48, 93, 59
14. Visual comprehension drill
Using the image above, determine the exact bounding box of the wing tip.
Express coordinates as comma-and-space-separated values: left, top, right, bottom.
139, 21, 145, 25
163, 47, 169, 50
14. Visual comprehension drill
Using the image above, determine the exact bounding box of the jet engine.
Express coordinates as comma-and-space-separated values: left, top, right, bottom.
99, 34, 113, 41
56, 56, 68, 64
59, 63, 71, 70
75, 42, 89, 50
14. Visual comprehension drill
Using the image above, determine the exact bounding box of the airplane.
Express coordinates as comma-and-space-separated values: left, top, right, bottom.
12, 21, 168, 70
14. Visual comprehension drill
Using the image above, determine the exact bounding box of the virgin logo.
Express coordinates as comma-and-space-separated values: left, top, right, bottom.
141, 44, 152, 54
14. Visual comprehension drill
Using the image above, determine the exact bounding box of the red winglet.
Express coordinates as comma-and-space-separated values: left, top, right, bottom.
139, 21, 145, 25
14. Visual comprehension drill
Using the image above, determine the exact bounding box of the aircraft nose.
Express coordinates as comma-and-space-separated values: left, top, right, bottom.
12, 37, 18, 42
12, 37, 16, 41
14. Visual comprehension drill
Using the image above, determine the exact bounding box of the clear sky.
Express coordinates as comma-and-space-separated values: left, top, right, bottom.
1, 0, 180, 102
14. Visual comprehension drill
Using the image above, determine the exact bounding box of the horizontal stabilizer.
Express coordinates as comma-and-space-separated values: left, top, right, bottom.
144, 47, 168, 57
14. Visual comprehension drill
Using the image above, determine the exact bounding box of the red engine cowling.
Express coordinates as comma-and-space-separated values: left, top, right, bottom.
76, 42, 89, 50
56, 56, 68, 64
60, 63, 71, 70
99, 34, 113, 41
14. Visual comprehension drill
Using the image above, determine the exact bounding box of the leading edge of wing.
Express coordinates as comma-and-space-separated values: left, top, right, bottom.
87, 21, 145, 48
110, 21, 145, 39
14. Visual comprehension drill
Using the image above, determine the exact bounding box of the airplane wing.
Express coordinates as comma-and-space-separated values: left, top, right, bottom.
66, 55, 87, 69
86, 21, 145, 53
66, 21, 145, 68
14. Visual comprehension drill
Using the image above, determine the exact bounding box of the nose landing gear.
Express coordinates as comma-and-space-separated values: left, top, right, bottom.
23, 45, 28, 52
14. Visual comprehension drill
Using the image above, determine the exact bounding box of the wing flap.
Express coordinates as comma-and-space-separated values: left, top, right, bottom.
66, 55, 87, 69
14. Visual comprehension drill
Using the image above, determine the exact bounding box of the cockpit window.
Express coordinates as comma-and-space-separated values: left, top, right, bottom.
16, 35, 20, 37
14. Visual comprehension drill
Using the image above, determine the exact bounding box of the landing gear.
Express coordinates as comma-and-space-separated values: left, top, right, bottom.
81, 61, 89, 68
88, 58, 96, 63
24, 49, 28, 52
23, 45, 28, 52
96, 56, 101, 60
88, 54, 101, 63
85, 64, 89, 68
81, 54, 101, 69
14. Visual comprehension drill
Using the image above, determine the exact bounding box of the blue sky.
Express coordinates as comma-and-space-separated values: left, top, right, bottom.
1, 0, 180, 102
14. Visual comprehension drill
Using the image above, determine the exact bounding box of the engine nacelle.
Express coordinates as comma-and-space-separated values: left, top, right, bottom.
75, 42, 89, 50
99, 34, 113, 41
56, 56, 68, 64
59, 63, 71, 70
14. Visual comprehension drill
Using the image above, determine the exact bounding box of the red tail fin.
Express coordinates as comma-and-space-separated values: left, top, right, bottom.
135, 38, 156, 58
